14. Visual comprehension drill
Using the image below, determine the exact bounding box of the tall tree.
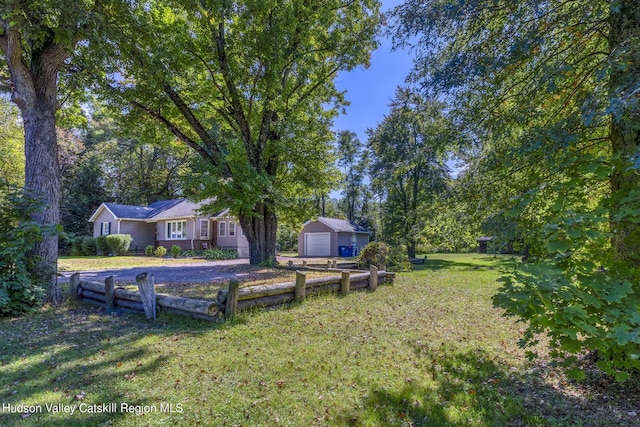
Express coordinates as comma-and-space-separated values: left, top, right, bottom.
390, 0, 640, 378
0, 0, 97, 303
335, 130, 370, 224
98, 0, 380, 265
367, 87, 450, 258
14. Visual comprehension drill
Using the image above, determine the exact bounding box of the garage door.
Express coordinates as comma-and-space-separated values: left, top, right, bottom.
305, 233, 331, 256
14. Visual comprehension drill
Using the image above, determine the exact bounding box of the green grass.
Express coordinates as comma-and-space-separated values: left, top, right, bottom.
1, 254, 636, 426
58, 256, 209, 272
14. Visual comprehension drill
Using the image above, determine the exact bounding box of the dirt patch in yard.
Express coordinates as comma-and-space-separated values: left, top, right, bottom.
124, 265, 337, 300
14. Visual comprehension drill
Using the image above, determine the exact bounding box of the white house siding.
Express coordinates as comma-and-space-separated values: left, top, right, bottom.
92, 209, 116, 239
216, 219, 249, 258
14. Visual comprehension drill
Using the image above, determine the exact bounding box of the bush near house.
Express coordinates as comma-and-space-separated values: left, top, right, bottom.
154, 246, 167, 257
171, 245, 181, 258
81, 236, 97, 256
71, 236, 84, 256
96, 235, 111, 256
145, 245, 155, 257
105, 234, 133, 256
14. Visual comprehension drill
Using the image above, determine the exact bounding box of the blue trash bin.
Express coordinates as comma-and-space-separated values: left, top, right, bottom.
338, 246, 349, 257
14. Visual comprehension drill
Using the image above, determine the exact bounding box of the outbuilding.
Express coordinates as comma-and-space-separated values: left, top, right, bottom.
298, 217, 370, 257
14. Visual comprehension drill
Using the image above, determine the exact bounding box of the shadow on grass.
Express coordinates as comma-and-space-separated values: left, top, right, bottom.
339, 343, 638, 427
411, 255, 519, 273
0, 303, 224, 427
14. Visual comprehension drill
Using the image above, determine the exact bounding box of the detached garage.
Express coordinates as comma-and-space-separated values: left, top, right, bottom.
298, 217, 370, 257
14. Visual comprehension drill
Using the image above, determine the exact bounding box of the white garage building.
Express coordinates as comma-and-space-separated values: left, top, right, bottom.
297, 217, 370, 257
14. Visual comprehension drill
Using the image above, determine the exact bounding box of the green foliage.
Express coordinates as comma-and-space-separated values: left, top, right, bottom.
335, 130, 372, 226
154, 246, 167, 257
181, 248, 238, 260
95, 235, 111, 256
105, 234, 133, 256
145, 245, 155, 257
357, 241, 412, 272
367, 88, 452, 258
0, 181, 56, 315
0, 98, 24, 187
390, 0, 640, 379
71, 236, 84, 256
81, 236, 97, 256
94, 0, 381, 264
170, 245, 181, 258
276, 225, 298, 252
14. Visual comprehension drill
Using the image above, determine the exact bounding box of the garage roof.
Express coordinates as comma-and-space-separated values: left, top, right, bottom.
306, 217, 370, 233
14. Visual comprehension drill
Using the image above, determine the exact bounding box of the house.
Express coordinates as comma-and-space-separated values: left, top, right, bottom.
88, 199, 250, 257
298, 217, 370, 257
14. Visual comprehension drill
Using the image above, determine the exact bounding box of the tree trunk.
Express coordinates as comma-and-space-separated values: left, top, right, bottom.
609, 1, 640, 278
22, 102, 62, 303
407, 240, 417, 259
239, 201, 278, 265
3, 37, 67, 305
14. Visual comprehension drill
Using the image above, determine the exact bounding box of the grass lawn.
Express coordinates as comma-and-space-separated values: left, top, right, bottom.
2, 254, 638, 426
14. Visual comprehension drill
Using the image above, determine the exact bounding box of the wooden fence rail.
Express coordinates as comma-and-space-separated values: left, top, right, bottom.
70, 265, 395, 322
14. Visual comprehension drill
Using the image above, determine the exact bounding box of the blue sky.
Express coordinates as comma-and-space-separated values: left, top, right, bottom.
332, 0, 414, 143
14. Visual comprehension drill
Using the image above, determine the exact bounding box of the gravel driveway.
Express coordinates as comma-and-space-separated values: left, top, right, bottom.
59, 258, 252, 284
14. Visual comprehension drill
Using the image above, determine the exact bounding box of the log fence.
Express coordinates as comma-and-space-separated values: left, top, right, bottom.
71, 264, 395, 322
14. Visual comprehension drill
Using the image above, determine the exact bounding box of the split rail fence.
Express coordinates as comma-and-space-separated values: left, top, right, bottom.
70, 265, 395, 322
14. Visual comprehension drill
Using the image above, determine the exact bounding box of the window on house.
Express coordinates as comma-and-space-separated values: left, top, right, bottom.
101, 222, 111, 236
219, 221, 227, 237
229, 221, 236, 237
200, 220, 209, 239
167, 220, 187, 239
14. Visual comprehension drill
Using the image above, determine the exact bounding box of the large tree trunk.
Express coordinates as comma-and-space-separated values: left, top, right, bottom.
23, 103, 62, 303
609, 1, 640, 278
239, 202, 278, 265
2, 36, 67, 304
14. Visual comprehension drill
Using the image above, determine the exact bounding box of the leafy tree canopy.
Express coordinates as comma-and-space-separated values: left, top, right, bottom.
93, 0, 380, 263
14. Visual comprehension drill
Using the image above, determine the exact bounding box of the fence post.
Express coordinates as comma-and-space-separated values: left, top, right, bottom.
288, 260, 294, 268
340, 271, 350, 295
69, 273, 80, 301
225, 279, 240, 320
105, 276, 115, 314
136, 272, 156, 320
326, 260, 331, 270
369, 265, 378, 291
302, 260, 307, 268
295, 271, 306, 302
332, 259, 337, 269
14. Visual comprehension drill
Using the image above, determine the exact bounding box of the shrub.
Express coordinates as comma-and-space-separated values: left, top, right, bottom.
357, 241, 412, 271
0, 181, 56, 315
105, 234, 133, 256
202, 248, 237, 260
171, 245, 181, 258
96, 235, 111, 256
71, 236, 84, 256
81, 236, 97, 256
145, 245, 155, 257
154, 246, 167, 257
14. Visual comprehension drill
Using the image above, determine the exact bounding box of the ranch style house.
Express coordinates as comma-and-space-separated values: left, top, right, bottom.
89, 198, 250, 257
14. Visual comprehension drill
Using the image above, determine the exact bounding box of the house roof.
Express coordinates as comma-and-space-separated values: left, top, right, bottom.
305, 217, 370, 233
152, 199, 220, 220
89, 199, 219, 222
